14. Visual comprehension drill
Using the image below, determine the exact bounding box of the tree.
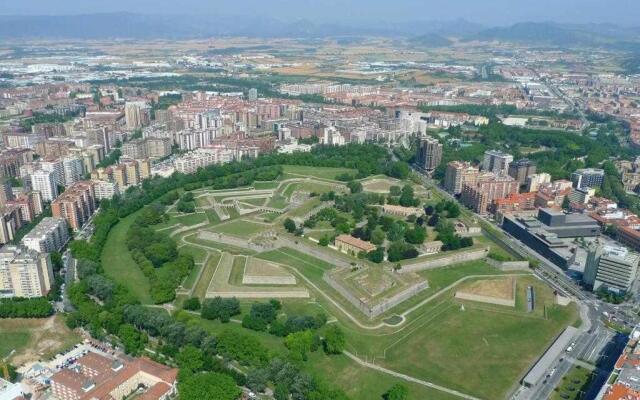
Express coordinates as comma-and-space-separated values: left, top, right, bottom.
384, 383, 409, 400
117, 324, 146, 354
405, 226, 426, 244
347, 180, 363, 194
183, 297, 201, 311
323, 325, 345, 354
285, 330, 315, 361
284, 218, 297, 233
387, 161, 410, 179
178, 372, 241, 400
246, 368, 270, 393
176, 345, 204, 374
562, 195, 570, 210
367, 247, 385, 263
371, 227, 386, 245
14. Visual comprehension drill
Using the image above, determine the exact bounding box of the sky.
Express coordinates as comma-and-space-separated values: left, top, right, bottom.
3, 0, 639, 26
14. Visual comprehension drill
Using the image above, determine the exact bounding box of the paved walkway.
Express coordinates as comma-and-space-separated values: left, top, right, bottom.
344, 350, 482, 400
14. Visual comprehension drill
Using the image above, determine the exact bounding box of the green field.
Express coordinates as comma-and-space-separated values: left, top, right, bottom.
210, 219, 268, 237
0, 326, 31, 359
101, 210, 152, 304
306, 352, 459, 400
282, 165, 356, 180
254, 248, 578, 399
193, 252, 222, 299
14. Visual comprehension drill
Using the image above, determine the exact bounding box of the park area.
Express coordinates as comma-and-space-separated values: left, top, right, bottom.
98, 165, 580, 399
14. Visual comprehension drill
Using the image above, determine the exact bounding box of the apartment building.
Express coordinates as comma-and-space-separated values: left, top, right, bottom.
50, 351, 177, 400
21, 217, 69, 253
584, 244, 640, 293
508, 158, 537, 184
0, 245, 53, 298
444, 161, 479, 195
92, 180, 119, 200
417, 136, 443, 172
482, 150, 513, 176
460, 173, 519, 214
30, 169, 59, 201
571, 168, 605, 190
51, 181, 96, 231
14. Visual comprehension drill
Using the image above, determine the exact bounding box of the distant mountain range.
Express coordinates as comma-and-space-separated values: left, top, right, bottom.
472, 22, 640, 47
0, 13, 639, 49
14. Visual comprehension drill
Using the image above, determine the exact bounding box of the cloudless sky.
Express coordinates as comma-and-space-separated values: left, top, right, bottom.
3, 0, 639, 26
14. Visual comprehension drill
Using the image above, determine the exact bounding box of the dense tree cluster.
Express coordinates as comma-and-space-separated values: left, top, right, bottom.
201, 297, 241, 323
126, 205, 194, 303
0, 297, 53, 318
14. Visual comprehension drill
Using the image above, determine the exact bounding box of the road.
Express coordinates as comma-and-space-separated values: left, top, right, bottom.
410, 166, 630, 400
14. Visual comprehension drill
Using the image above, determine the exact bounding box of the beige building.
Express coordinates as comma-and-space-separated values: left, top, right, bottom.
335, 234, 376, 255
444, 161, 479, 195
0, 245, 53, 298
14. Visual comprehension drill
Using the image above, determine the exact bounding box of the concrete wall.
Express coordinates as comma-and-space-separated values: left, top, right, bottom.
324, 272, 429, 319
397, 247, 490, 274
486, 258, 530, 271
242, 275, 297, 285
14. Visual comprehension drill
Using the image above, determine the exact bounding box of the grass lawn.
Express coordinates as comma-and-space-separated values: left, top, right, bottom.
253, 181, 279, 190
173, 212, 209, 226
306, 352, 459, 400
182, 263, 203, 290
102, 210, 152, 304
210, 219, 268, 237
0, 326, 31, 359
229, 255, 247, 286
178, 245, 208, 264
551, 365, 594, 400
193, 252, 222, 300
267, 194, 288, 209
282, 165, 356, 180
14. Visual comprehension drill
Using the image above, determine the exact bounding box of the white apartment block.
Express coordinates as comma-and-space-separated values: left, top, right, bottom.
62, 157, 85, 186
21, 217, 69, 254
174, 147, 234, 174
93, 180, 119, 200
30, 170, 58, 201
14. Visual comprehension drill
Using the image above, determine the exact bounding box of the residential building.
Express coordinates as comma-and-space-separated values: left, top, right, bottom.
335, 234, 376, 255
21, 217, 69, 253
0, 245, 53, 298
124, 101, 150, 130
508, 159, 537, 184
569, 187, 596, 205
62, 157, 85, 187
482, 150, 513, 175
0, 206, 23, 245
490, 192, 537, 215
248, 88, 258, 101
526, 173, 552, 192
51, 181, 96, 231
40, 159, 65, 186
417, 137, 442, 172
444, 161, 479, 195
571, 168, 605, 189
6, 191, 43, 222
321, 126, 345, 146
174, 147, 234, 174
93, 180, 119, 200
460, 173, 519, 214
50, 351, 177, 400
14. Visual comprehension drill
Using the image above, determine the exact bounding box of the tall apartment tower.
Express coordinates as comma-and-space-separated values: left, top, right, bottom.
62, 157, 85, 186
482, 150, 513, 176
444, 161, 479, 195
125, 101, 149, 130
508, 158, 537, 185
460, 173, 519, 214
248, 88, 258, 101
417, 137, 443, 172
30, 170, 58, 201
0, 245, 54, 298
